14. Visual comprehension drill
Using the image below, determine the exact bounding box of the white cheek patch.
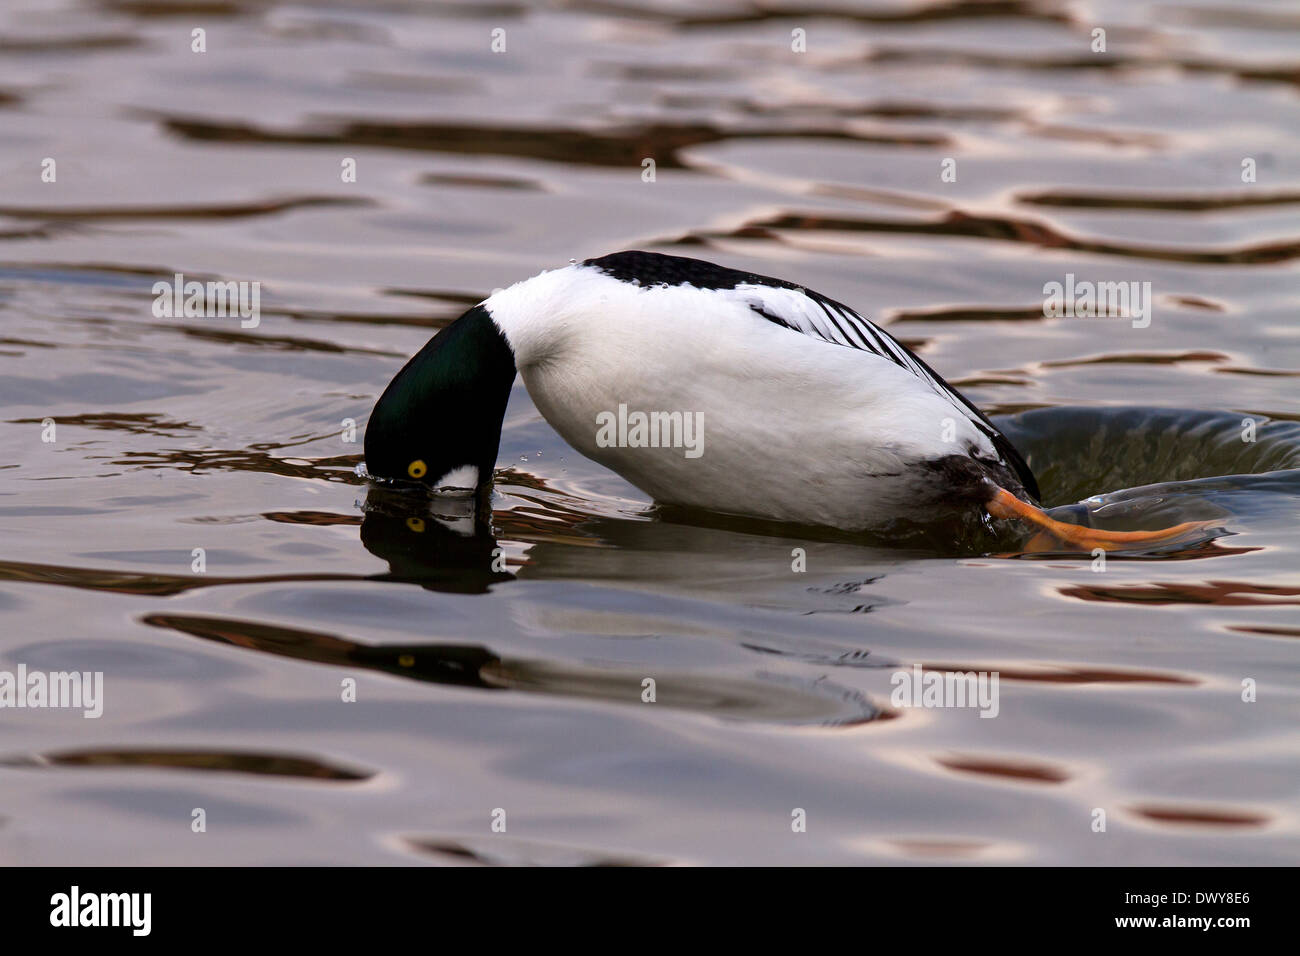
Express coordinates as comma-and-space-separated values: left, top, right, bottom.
432, 465, 479, 496
432, 515, 476, 536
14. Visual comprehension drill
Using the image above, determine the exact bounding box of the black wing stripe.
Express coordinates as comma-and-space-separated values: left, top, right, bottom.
823, 295, 911, 374
858, 315, 896, 361
815, 300, 863, 351
842, 301, 911, 371
825, 301, 877, 353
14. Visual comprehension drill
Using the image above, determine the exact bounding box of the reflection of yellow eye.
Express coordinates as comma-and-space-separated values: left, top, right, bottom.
406, 517, 425, 533
408, 459, 427, 478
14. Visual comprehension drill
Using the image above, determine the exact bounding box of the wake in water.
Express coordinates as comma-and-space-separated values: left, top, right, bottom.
991, 406, 1300, 556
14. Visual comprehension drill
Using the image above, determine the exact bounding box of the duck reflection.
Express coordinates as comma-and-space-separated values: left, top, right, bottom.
141, 609, 888, 726
359, 485, 513, 594
358, 482, 929, 597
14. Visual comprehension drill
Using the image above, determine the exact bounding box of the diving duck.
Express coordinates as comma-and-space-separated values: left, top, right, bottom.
364, 251, 1203, 550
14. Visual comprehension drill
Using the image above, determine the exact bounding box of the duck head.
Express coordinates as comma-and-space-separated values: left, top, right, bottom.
364, 304, 517, 495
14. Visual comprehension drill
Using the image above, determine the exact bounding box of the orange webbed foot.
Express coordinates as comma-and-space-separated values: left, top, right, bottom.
986, 487, 1216, 553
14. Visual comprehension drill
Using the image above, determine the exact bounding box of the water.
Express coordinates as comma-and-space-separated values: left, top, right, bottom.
1, 0, 1297, 865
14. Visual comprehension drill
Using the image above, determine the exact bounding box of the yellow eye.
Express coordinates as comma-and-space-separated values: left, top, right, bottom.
406, 517, 425, 533
407, 459, 427, 478
398, 654, 415, 668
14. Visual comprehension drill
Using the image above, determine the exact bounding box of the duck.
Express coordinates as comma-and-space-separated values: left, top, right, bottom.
364, 250, 1206, 551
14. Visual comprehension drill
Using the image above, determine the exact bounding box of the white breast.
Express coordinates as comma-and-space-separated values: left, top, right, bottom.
484, 264, 993, 529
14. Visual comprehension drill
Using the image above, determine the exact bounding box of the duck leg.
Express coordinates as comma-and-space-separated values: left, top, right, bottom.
985, 486, 1214, 552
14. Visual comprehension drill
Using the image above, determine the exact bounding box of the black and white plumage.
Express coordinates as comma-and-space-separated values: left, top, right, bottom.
580, 251, 1038, 505
365, 250, 1040, 533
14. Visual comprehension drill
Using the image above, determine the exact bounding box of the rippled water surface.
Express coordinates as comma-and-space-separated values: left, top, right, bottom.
1, 0, 1298, 865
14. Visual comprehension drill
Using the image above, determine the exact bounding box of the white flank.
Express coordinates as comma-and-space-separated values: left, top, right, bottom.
482, 262, 996, 529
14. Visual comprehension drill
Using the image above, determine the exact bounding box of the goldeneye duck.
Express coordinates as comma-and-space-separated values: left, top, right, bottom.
364, 250, 1205, 550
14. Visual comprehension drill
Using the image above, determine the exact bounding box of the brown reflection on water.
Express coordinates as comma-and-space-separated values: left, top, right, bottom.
0, 195, 369, 221
1227, 625, 1300, 640
270, 306, 462, 329
0, 557, 363, 596
262, 510, 361, 527
167, 324, 403, 356
420, 171, 543, 191
886, 838, 996, 860
1040, 351, 1228, 369
112, 448, 364, 482
1164, 295, 1227, 312
863, 45, 1300, 90
937, 755, 1070, 784
1214, 366, 1300, 378
403, 835, 666, 867
0, 34, 140, 53
1129, 804, 1271, 828
1019, 189, 1300, 211
8, 412, 200, 437
659, 93, 1025, 125
575, 0, 1069, 28
1022, 122, 1166, 149
1059, 580, 1300, 608
1, 749, 372, 781
888, 306, 1047, 324
159, 116, 948, 168
921, 662, 1198, 686
676, 209, 1300, 266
